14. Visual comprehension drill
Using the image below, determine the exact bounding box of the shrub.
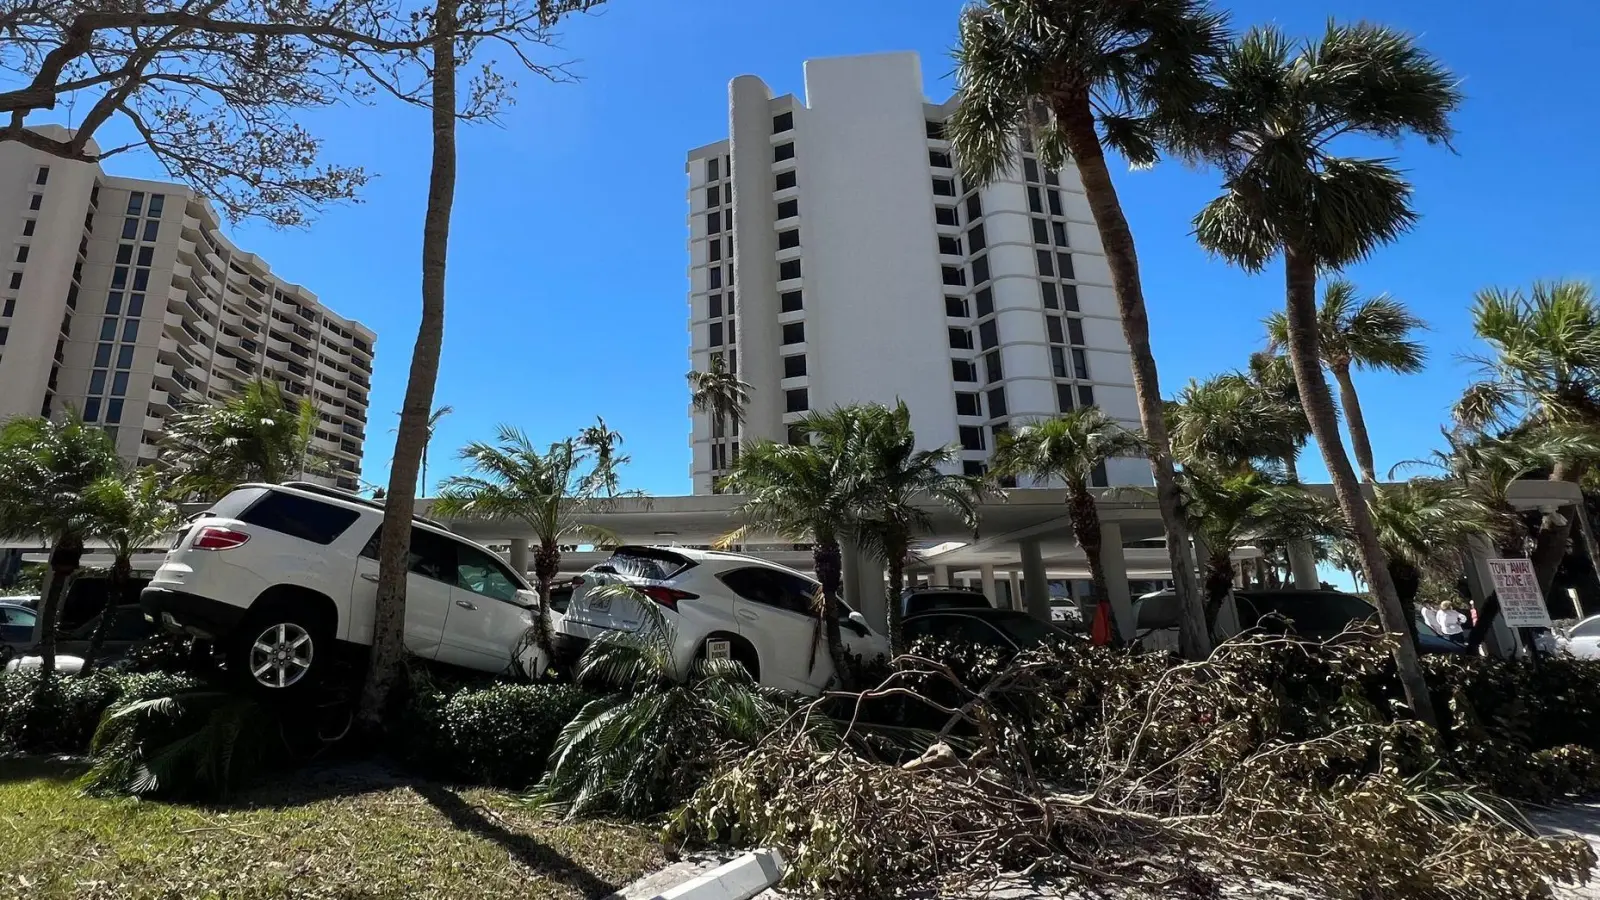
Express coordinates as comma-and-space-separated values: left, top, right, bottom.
405, 681, 594, 789
0, 670, 200, 754
81, 688, 272, 799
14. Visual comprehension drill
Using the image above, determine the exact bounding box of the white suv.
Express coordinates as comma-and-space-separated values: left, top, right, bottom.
557, 546, 887, 694
141, 482, 545, 695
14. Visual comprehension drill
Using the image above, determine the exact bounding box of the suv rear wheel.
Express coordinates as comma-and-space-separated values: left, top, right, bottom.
227, 598, 333, 700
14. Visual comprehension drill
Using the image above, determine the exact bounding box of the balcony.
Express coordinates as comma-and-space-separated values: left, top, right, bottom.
181, 214, 200, 232
148, 389, 171, 410
177, 238, 197, 259
143, 415, 162, 433
163, 310, 183, 332
200, 273, 222, 294
171, 262, 193, 283
153, 362, 174, 384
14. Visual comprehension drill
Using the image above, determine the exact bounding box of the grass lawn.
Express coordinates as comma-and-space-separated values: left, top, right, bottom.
0, 758, 663, 899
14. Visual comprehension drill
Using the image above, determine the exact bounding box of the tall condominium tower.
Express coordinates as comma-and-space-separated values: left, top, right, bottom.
685, 52, 1149, 494
0, 126, 376, 491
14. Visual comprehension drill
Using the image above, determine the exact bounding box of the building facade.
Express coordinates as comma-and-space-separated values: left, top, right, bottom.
0, 126, 376, 491
685, 52, 1149, 494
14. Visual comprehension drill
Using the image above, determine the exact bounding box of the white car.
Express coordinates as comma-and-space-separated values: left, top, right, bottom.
557, 546, 888, 694
142, 482, 549, 695
1559, 616, 1600, 659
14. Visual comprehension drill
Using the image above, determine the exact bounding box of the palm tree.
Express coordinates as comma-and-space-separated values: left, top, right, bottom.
831, 402, 985, 653
159, 379, 318, 500
0, 415, 120, 676
1183, 22, 1462, 729
577, 416, 628, 498
1167, 373, 1306, 476
433, 427, 624, 657
1265, 280, 1427, 482
947, 0, 1228, 660
1176, 465, 1339, 631
1363, 479, 1502, 642
1455, 281, 1600, 593
81, 469, 178, 675
688, 355, 751, 488
989, 408, 1146, 639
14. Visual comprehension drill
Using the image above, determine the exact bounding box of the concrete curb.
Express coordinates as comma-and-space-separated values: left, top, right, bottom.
623, 849, 786, 900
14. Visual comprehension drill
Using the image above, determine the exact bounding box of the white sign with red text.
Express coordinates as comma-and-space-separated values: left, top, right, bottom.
1488, 558, 1553, 629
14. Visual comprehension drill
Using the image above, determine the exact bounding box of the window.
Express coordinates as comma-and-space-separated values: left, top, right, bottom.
965, 194, 983, 222
787, 424, 807, 445
21, 220, 33, 237
778, 229, 800, 250
1045, 169, 1059, 186
1046, 316, 1064, 344
773, 142, 795, 162
100, 317, 116, 340
14, 246, 26, 264
938, 235, 961, 256
929, 149, 952, 168
707, 157, 720, 181
94, 343, 112, 366
1053, 221, 1069, 246
780, 290, 803, 312
1047, 190, 1063, 217
782, 322, 805, 345
706, 185, 720, 207
132, 269, 148, 291
773, 110, 793, 132
942, 266, 965, 287
779, 259, 802, 280
709, 322, 723, 346
708, 267, 722, 290
1032, 218, 1049, 244
707, 210, 721, 234
394, 527, 460, 583
1091, 462, 1108, 488
1023, 158, 1040, 182
116, 244, 133, 264
121, 218, 137, 239
987, 387, 1009, 418
2, 298, 12, 317
1057, 252, 1075, 279
9, 272, 21, 290
1051, 347, 1068, 378
775, 170, 796, 191
82, 397, 101, 422
89, 370, 106, 393
28, 194, 41, 211
1067, 317, 1085, 345
777, 199, 799, 219
952, 359, 977, 382
983, 350, 1003, 383
955, 392, 980, 416
0, 326, 6, 344
785, 388, 808, 413
34, 167, 48, 185
959, 426, 985, 451
935, 206, 958, 227
148, 194, 164, 216
1057, 383, 1076, 413
708, 295, 722, 318
1036, 249, 1055, 276
1073, 348, 1090, 379
1041, 282, 1058, 309
975, 287, 993, 317
932, 177, 956, 196
456, 544, 521, 602
1027, 186, 1042, 214
127, 192, 146, 215
1059, 284, 1080, 311
105, 398, 123, 423
708, 239, 721, 262
963, 461, 986, 478
967, 224, 986, 252
719, 566, 818, 617
979, 319, 998, 350
944, 296, 968, 318
970, 255, 989, 284
117, 344, 133, 367
111, 371, 128, 396
1078, 384, 1096, 407
925, 120, 945, 140
948, 327, 973, 350
783, 354, 806, 378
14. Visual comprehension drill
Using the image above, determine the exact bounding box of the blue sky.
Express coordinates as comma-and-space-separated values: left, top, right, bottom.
86, 0, 1600, 496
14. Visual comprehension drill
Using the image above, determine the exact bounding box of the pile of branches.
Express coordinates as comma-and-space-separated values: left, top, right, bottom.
670, 632, 1597, 899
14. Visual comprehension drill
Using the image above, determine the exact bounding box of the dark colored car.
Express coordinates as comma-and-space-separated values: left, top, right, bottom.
903, 607, 1076, 653
900, 586, 992, 617
1135, 588, 1467, 654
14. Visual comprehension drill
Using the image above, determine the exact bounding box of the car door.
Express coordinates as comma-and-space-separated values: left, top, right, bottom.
443, 540, 536, 674
0, 605, 35, 646
348, 525, 454, 659
720, 566, 826, 693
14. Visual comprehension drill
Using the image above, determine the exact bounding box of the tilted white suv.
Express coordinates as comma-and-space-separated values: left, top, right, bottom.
141, 482, 546, 694
557, 546, 888, 694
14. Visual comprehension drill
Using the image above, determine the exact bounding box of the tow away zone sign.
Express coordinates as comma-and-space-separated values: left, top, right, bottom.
1488, 558, 1552, 629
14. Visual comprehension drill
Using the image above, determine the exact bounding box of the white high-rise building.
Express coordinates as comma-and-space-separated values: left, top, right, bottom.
0, 126, 376, 491
685, 51, 1149, 495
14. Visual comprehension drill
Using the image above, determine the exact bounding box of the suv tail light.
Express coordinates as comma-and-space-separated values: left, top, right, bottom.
637, 585, 698, 611
191, 526, 250, 551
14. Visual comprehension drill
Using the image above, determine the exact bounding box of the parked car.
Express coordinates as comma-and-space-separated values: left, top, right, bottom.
903, 607, 1077, 654
1558, 615, 1600, 659
141, 482, 549, 696
56, 603, 161, 662
1134, 588, 1468, 654
900, 586, 992, 616
0, 601, 37, 648
557, 545, 888, 694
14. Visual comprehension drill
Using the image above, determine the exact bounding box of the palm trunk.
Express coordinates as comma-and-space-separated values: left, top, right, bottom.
1331, 363, 1378, 483
532, 538, 560, 657
357, 0, 456, 732
33, 532, 82, 679
885, 534, 907, 655
1532, 460, 1587, 595
1388, 559, 1424, 644
1284, 246, 1436, 728
78, 552, 130, 677
1203, 552, 1235, 635
1055, 92, 1206, 658
812, 539, 847, 680
1068, 483, 1121, 641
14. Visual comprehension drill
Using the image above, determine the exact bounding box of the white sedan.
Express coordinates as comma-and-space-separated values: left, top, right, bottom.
1558, 616, 1600, 659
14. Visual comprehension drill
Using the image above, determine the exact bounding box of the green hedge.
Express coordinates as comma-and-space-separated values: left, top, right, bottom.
0, 670, 199, 754
404, 681, 596, 789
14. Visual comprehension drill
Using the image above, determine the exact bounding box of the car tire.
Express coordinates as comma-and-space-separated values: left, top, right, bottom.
227, 598, 333, 702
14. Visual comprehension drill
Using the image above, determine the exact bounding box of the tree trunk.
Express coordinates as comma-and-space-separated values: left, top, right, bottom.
1331, 363, 1378, 483
1203, 552, 1235, 635
1068, 483, 1121, 641
1054, 92, 1207, 658
33, 532, 82, 679
78, 552, 130, 677
532, 538, 560, 657
1532, 461, 1588, 595
812, 539, 848, 681
1283, 246, 1437, 728
885, 535, 906, 655
356, 0, 457, 732
1387, 559, 1423, 644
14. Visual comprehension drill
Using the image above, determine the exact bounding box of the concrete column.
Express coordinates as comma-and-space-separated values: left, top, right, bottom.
1004, 571, 1019, 610
980, 564, 997, 605
855, 547, 888, 633
1099, 522, 1134, 641
841, 542, 861, 610
932, 564, 951, 586
508, 537, 529, 576
1289, 541, 1320, 589
1021, 538, 1051, 622
1464, 536, 1517, 658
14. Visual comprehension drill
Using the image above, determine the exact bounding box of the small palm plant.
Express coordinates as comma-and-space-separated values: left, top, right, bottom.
160, 379, 320, 500
82, 689, 271, 800
989, 408, 1144, 640
1266, 280, 1427, 482
688, 354, 751, 486
1167, 372, 1307, 477
1362, 479, 1503, 642
81, 468, 179, 675
535, 594, 791, 819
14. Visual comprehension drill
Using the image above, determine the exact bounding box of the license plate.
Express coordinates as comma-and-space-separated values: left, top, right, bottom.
588, 593, 611, 613
706, 638, 731, 662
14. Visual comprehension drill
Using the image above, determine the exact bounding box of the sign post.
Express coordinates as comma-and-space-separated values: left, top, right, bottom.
1487, 558, 1552, 664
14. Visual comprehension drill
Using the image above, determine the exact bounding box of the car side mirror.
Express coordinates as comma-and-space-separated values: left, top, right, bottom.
846, 610, 870, 636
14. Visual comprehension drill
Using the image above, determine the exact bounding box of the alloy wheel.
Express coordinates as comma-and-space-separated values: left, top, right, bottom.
249, 622, 314, 688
